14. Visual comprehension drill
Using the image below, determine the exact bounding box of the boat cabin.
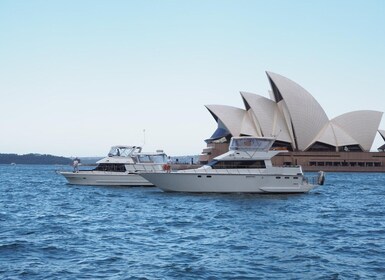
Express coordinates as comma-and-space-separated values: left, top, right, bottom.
94, 145, 167, 172
205, 137, 276, 169
208, 159, 266, 169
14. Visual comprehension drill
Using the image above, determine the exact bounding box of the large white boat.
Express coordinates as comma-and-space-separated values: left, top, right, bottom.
141, 137, 325, 193
58, 145, 168, 186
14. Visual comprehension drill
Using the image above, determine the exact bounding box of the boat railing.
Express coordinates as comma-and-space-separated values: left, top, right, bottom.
178, 168, 271, 175
127, 163, 164, 173
178, 165, 303, 174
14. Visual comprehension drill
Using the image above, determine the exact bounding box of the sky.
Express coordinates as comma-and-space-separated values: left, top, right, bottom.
1, 0, 385, 157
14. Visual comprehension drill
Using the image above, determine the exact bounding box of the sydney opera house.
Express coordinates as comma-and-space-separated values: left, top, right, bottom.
199, 72, 385, 172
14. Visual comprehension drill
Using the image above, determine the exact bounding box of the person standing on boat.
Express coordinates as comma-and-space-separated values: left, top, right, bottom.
73, 157, 80, 173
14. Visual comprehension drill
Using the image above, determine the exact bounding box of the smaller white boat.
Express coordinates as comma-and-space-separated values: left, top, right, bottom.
58, 145, 168, 186
141, 137, 325, 193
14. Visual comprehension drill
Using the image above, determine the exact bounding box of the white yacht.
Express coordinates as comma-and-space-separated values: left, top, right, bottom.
58, 145, 168, 186
141, 137, 325, 193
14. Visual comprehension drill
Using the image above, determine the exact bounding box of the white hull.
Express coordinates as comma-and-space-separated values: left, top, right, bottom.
59, 171, 152, 186
141, 172, 315, 193
140, 137, 324, 194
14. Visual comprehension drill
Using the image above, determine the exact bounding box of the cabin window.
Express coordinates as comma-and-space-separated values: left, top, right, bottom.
137, 155, 153, 163
137, 154, 167, 163
208, 160, 266, 169
94, 163, 126, 172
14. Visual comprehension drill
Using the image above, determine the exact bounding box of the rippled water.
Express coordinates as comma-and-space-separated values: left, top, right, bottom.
1, 165, 385, 279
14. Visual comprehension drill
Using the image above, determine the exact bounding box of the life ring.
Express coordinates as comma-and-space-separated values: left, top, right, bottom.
162, 164, 171, 172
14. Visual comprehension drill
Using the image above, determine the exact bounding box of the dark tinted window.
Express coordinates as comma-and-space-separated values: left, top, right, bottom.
210, 160, 266, 169
95, 163, 126, 172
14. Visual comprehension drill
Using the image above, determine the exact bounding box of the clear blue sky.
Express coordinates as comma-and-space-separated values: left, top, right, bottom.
1, 0, 385, 157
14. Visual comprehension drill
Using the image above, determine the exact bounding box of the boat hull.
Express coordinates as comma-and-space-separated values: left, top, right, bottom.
59, 171, 152, 186
140, 172, 314, 193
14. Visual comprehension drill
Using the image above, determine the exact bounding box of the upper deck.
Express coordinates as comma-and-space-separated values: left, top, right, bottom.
229, 137, 275, 152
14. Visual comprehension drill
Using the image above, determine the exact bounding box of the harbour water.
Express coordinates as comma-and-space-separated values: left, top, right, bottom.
1, 165, 385, 279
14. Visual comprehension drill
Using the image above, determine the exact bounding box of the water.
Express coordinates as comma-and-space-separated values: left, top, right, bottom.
1, 165, 385, 279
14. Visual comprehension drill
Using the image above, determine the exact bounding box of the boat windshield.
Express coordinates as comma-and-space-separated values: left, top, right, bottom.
108, 146, 142, 157
229, 137, 274, 152
137, 154, 167, 163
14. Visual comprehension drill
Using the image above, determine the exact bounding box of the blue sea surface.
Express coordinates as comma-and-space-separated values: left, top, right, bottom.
1, 165, 385, 279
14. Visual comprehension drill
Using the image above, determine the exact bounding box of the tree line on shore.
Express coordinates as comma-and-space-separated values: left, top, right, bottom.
0, 153, 72, 165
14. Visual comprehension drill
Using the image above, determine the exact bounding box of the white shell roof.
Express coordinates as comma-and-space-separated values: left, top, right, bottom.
240, 110, 260, 136
331, 110, 383, 151
266, 71, 330, 150
314, 122, 358, 149
205, 105, 246, 137
240, 91, 292, 143
205, 72, 384, 151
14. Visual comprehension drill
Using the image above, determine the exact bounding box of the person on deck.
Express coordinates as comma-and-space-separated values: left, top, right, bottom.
73, 157, 80, 173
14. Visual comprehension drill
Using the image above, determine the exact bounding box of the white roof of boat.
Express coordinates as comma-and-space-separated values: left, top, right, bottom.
111, 145, 141, 149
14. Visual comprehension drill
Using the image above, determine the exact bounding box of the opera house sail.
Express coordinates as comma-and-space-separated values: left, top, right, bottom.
200, 71, 385, 172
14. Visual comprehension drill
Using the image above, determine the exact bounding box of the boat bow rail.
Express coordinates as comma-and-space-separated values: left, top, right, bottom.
176, 167, 302, 176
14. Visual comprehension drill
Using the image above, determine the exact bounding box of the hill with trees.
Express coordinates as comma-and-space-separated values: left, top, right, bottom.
0, 153, 72, 165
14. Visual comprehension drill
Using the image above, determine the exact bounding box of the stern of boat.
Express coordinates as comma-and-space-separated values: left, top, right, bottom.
304, 171, 325, 187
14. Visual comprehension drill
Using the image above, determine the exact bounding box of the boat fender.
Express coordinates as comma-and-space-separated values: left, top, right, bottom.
317, 171, 325, 185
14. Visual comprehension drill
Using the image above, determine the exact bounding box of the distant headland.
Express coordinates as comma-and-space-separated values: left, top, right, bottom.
0, 153, 72, 165
0, 154, 200, 165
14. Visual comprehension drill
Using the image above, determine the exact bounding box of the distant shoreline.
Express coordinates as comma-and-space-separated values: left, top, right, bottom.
0, 153, 72, 165
0, 154, 200, 165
